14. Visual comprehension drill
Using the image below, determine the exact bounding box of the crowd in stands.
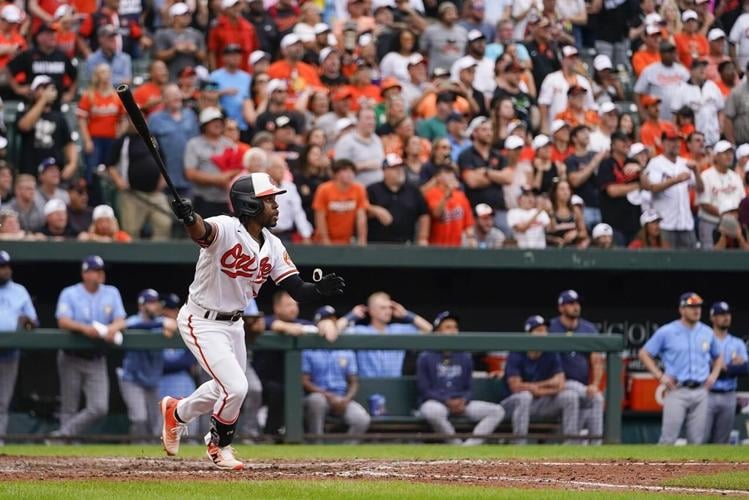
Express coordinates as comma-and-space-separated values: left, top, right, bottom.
0, 252, 744, 445
1, 0, 749, 249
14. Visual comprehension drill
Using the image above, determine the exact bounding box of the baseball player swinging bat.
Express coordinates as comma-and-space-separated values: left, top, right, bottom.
116, 84, 346, 470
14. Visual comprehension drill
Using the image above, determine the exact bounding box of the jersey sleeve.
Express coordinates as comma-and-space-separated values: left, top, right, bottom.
345, 350, 358, 376
643, 327, 666, 357
55, 288, 74, 319
111, 289, 127, 321
203, 215, 232, 251
301, 351, 313, 375
270, 236, 299, 284
355, 184, 369, 210
503, 352, 522, 379
20, 286, 38, 322
311, 183, 329, 212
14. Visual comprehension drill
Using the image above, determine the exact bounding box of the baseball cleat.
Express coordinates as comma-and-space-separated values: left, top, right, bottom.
160, 396, 188, 456
206, 443, 245, 471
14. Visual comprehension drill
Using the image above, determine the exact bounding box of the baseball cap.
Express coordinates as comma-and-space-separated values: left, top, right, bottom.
199, 106, 224, 125
358, 33, 373, 47
532, 134, 551, 150
659, 41, 676, 52
267, 79, 288, 95
223, 43, 242, 54
593, 54, 613, 72
446, 112, 465, 124
161, 293, 182, 309
200, 79, 220, 91
504, 135, 525, 150
280, 33, 301, 49
138, 288, 160, 305
382, 153, 404, 168
466, 116, 489, 138
558, 289, 580, 306
628, 142, 647, 157
335, 117, 355, 135
431, 67, 450, 79
221, 0, 239, 8
550, 119, 569, 134
274, 115, 293, 129
30, 75, 53, 91
467, 29, 485, 43
567, 84, 587, 96
249, 50, 270, 66
661, 125, 680, 141
645, 13, 664, 25
319, 47, 336, 64
713, 140, 734, 154
679, 292, 703, 308
81, 255, 105, 272
451, 56, 478, 77
640, 208, 661, 226
708, 28, 726, 42
736, 143, 749, 159
408, 53, 426, 67
1, 4, 22, 23
645, 24, 662, 36
682, 9, 698, 22
710, 301, 731, 315
561, 45, 579, 58
169, 2, 190, 16
437, 1, 456, 14
524, 315, 547, 332
475, 203, 493, 217
43, 198, 66, 216
97, 24, 118, 37
314, 22, 331, 35
380, 77, 402, 96
332, 86, 353, 101
507, 120, 526, 135
599, 101, 617, 115
691, 57, 708, 69
37, 157, 58, 174
314, 305, 337, 323
591, 223, 613, 239
640, 94, 661, 107
93, 204, 115, 221
232, 173, 286, 200
433, 310, 459, 329
0, 250, 10, 266
571, 194, 584, 206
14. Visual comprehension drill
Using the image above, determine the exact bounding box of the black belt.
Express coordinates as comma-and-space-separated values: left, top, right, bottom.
710, 388, 735, 394
678, 380, 704, 389
206, 310, 243, 322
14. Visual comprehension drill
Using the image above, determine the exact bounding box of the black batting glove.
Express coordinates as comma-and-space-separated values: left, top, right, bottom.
315, 273, 345, 296
171, 198, 197, 226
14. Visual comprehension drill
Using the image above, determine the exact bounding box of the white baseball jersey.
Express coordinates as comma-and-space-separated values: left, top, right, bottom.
188, 215, 298, 312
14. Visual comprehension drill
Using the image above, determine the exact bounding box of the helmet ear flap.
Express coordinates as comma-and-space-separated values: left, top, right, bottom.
244, 197, 262, 217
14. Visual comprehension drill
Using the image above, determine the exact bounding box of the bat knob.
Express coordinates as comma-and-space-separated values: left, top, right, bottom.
116, 84, 130, 93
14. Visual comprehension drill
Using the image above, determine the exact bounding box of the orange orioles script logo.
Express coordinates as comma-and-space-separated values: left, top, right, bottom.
220, 244, 272, 282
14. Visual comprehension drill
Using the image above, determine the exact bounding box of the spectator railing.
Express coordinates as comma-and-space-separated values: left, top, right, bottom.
0, 329, 625, 444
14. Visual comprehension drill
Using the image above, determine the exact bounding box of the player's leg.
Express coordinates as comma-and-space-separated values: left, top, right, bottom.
56, 352, 83, 434
63, 357, 108, 436
419, 399, 460, 444
659, 388, 688, 444
145, 386, 162, 437
703, 393, 718, 443
0, 358, 20, 444
684, 388, 709, 444
500, 391, 532, 444
303, 392, 330, 442
118, 376, 148, 437
542, 390, 579, 444
708, 392, 737, 444
462, 400, 505, 445
238, 362, 263, 442
342, 400, 371, 443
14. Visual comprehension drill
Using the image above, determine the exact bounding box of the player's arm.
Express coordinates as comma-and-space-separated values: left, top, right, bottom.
532, 373, 565, 395
277, 273, 345, 303
507, 375, 537, 394
170, 198, 217, 247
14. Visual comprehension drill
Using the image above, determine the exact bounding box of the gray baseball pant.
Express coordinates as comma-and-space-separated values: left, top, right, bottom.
0, 358, 19, 443
659, 387, 708, 444
304, 392, 371, 443
500, 389, 580, 444
565, 380, 604, 445
419, 399, 505, 444
117, 375, 161, 437
57, 352, 109, 436
239, 362, 263, 440
704, 391, 737, 444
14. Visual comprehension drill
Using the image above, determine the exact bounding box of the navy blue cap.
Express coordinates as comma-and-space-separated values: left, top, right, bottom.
558, 289, 580, 305
37, 157, 58, 174
138, 288, 160, 305
81, 255, 105, 272
524, 314, 547, 332
314, 305, 337, 323
679, 292, 703, 307
0, 250, 9, 265
433, 310, 459, 329
710, 301, 730, 315
446, 112, 466, 124
161, 293, 181, 309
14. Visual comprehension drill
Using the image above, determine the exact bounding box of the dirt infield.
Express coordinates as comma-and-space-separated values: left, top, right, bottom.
0, 455, 747, 495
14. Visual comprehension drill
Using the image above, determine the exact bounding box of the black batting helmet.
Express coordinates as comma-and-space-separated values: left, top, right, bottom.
229, 173, 286, 217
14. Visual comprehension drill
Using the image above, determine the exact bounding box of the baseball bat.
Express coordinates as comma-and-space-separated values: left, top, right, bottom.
115, 84, 181, 201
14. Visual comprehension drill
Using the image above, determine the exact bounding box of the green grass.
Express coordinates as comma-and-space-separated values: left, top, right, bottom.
1, 444, 748, 462
0, 480, 725, 500
664, 471, 749, 491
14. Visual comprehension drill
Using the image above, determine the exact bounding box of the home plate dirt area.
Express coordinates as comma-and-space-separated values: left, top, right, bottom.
0, 456, 747, 495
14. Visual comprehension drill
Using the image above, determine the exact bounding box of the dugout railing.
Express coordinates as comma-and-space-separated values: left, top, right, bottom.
0, 330, 624, 444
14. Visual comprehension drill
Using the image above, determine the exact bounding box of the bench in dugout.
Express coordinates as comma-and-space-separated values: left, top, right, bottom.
318, 377, 562, 442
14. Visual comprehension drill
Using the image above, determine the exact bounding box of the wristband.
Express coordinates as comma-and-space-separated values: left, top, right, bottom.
344, 312, 358, 324
403, 311, 416, 323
